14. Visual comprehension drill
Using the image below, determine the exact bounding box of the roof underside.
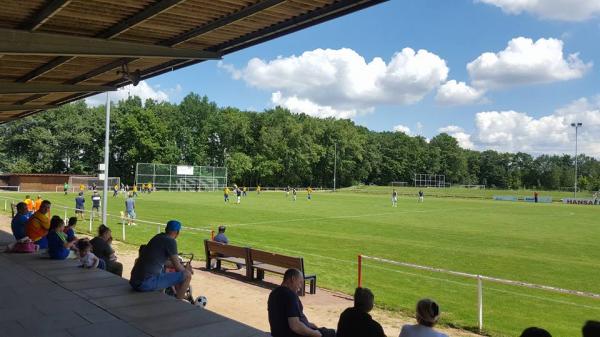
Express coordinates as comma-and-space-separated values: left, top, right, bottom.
0, 0, 385, 123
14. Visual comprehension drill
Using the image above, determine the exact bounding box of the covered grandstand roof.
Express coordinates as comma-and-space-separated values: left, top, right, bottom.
0, 0, 386, 123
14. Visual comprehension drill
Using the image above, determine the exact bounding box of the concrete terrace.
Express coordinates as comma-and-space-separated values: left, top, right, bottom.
0, 230, 267, 337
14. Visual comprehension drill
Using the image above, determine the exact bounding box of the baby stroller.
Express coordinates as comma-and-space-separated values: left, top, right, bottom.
137, 245, 207, 307
164, 252, 207, 307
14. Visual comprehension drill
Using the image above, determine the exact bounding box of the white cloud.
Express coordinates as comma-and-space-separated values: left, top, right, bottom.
467, 37, 591, 89
393, 124, 412, 135
221, 47, 449, 118
435, 80, 486, 105
473, 96, 600, 156
217, 61, 242, 80
477, 0, 600, 21
438, 125, 476, 149
85, 81, 171, 106
271, 92, 365, 119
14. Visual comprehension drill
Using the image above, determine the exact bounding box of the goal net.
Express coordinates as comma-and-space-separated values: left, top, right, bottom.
0, 186, 20, 192
135, 163, 227, 191
414, 174, 446, 188
65, 176, 121, 192
390, 181, 408, 187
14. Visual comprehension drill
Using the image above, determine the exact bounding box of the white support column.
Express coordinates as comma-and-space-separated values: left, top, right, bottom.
477, 275, 483, 333
102, 93, 111, 225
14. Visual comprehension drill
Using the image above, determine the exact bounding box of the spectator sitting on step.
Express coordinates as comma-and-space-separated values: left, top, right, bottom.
76, 239, 104, 270
25, 200, 52, 249
583, 321, 600, 337
47, 216, 76, 260
337, 287, 386, 337
268, 268, 336, 337
519, 327, 552, 337
64, 217, 78, 243
11, 202, 30, 240
129, 220, 193, 300
399, 299, 448, 337
90, 225, 123, 276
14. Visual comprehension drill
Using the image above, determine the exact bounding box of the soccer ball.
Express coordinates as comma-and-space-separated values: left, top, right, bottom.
195, 296, 208, 307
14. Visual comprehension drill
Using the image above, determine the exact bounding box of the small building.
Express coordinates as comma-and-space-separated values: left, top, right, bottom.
0, 173, 92, 192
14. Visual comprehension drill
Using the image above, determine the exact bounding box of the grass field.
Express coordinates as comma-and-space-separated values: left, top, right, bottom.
1, 189, 598, 337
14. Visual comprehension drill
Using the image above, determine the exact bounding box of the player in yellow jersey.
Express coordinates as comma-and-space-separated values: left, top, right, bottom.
147, 182, 153, 194
23, 195, 34, 215
224, 187, 230, 203
79, 184, 85, 192
34, 195, 43, 211
307, 186, 313, 200
257, 185, 261, 195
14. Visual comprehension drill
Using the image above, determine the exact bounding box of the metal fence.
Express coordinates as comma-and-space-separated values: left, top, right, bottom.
135, 163, 227, 191
358, 255, 600, 335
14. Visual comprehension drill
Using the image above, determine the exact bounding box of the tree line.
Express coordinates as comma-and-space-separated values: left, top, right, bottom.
1, 93, 599, 191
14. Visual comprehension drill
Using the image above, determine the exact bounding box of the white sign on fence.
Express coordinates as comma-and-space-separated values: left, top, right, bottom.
99, 163, 105, 171
176, 165, 194, 175
98, 173, 105, 181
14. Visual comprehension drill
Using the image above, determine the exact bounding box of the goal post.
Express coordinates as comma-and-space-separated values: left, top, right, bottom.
0, 186, 20, 192
135, 163, 227, 191
68, 176, 120, 192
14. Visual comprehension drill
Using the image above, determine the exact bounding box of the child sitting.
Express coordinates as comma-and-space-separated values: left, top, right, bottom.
76, 239, 105, 269
65, 216, 78, 242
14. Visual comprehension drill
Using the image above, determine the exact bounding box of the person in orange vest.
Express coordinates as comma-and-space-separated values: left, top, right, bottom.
25, 200, 52, 249
23, 195, 34, 215
34, 195, 43, 212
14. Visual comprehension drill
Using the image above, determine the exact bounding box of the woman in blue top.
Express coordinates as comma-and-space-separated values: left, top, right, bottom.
47, 216, 76, 260
11, 202, 30, 240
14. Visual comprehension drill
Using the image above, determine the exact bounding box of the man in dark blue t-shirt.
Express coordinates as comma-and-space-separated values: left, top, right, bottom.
11, 202, 30, 240
268, 269, 333, 337
129, 220, 192, 299
75, 192, 85, 220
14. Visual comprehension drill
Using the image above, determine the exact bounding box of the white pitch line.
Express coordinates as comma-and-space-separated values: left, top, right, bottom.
201, 206, 493, 229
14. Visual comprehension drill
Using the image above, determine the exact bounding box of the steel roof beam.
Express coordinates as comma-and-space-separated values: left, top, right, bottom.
0, 28, 222, 59
0, 82, 115, 94
159, 0, 286, 47
0, 104, 58, 112
19, 0, 72, 31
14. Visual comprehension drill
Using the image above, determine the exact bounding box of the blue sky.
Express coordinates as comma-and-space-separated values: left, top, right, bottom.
91, 0, 600, 157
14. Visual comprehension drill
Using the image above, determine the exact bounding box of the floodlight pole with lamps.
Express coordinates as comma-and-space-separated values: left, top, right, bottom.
102, 93, 111, 225
333, 141, 337, 192
571, 122, 582, 198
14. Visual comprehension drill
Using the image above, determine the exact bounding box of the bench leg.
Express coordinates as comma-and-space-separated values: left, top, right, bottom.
310, 276, 316, 294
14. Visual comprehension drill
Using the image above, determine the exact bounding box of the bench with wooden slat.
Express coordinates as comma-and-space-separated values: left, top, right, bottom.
249, 248, 316, 295
203, 239, 251, 278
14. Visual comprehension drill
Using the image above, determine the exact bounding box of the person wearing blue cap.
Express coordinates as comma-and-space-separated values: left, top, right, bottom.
129, 220, 193, 299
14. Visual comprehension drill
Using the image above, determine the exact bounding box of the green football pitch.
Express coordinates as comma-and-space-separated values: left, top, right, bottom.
1, 189, 598, 337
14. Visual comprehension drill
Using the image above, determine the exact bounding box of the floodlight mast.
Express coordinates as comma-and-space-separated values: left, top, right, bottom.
102, 93, 111, 225
333, 141, 337, 192
571, 122, 582, 198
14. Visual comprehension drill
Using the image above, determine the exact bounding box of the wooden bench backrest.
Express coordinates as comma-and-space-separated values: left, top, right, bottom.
249, 248, 304, 271
204, 239, 248, 258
